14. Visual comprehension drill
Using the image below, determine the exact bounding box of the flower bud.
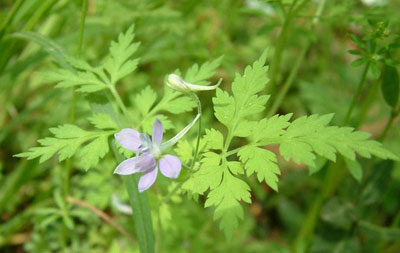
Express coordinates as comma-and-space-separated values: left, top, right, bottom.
166, 74, 221, 92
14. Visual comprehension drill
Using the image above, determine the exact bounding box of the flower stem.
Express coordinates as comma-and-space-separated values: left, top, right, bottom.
110, 143, 155, 253
190, 93, 202, 170
343, 62, 371, 125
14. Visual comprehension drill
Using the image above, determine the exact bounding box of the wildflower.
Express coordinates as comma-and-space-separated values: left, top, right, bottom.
114, 115, 199, 192
166, 74, 222, 93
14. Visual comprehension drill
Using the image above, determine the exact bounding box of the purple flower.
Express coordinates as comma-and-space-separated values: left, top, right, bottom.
114, 119, 182, 192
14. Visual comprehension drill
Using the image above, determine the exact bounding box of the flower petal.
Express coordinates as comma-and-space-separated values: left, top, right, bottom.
152, 119, 163, 146
114, 157, 140, 175
159, 155, 181, 179
115, 129, 141, 151
113, 154, 156, 175
138, 168, 158, 192
136, 153, 156, 171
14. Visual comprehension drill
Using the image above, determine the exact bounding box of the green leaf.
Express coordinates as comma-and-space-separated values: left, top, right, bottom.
15, 124, 114, 169
204, 128, 224, 151
213, 88, 235, 126
47, 69, 106, 93
191, 152, 223, 194
381, 65, 399, 107
184, 56, 223, 85
344, 158, 362, 182
238, 145, 280, 191
359, 220, 400, 241
79, 135, 110, 170
275, 114, 399, 171
204, 167, 251, 240
88, 113, 119, 130
157, 87, 196, 114
104, 25, 140, 84
134, 86, 157, 116
174, 140, 193, 164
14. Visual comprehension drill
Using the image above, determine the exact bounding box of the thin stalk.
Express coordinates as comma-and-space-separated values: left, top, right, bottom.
378, 110, 398, 142
267, 0, 310, 96
268, 44, 308, 116
0, 0, 24, 39
293, 159, 347, 251
357, 78, 380, 128
294, 60, 372, 251
110, 135, 155, 253
267, 0, 326, 116
123, 175, 155, 253
109, 86, 129, 117
343, 62, 371, 125
190, 93, 202, 170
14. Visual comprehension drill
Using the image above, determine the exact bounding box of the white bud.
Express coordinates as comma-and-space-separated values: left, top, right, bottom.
166, 74, 221, 92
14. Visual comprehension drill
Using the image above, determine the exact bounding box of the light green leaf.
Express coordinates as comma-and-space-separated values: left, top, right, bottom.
134, 86, 157, 116
238, 145, 280, 191
104, 25, 140, 84
345, 158, 363, 182
79, 135, 110, 170
184, 56, 223, 85
88, 113, 119, 130
204, 167, 251, 240
204, 128, 224, 151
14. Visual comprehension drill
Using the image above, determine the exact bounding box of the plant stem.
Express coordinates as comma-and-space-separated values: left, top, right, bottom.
109, 85, 129, 117
110, 138, 155, 253
77, 0, 88, 57
378, 110, 398, 142
266, 0, 310, 96
123, 175, 155, 253
267, 0, 326, 116
190, 93, 202, 170
0, 0, 24, 39
294, 59, 372, 251
293, 159, 347, 251
268, 45, 308, 116
343, 62, 371, 125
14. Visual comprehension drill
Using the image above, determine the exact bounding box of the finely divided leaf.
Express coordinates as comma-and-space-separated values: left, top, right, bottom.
185, 56, 223, 85
104, 25, 140, 84
238, 145, 280, 191
204, 128, 224, 151
15, 124, 115, 170
88, 113, 119, 130
204, 168, 251, 240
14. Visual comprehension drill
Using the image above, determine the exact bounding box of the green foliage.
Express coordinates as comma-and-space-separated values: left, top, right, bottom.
187, 52, 398, 239
15, 114, 118, 170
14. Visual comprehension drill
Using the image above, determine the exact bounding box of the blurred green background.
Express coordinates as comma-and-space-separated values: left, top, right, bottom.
1, 0, 400, 252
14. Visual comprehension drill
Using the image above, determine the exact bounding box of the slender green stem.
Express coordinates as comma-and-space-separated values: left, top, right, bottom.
77, 0, 88, 56
378, 110, 398, 142
293, 159, 347, 251
0, 0, 24, 39
267, 0, 326, 116
266, 0, 310, 96
110, 134, 155, 253
268, 44, 308, 116
357, 79, 380, 128
109, 86, 129, 117
190, 93, 202, 170
343, 62, 371, 125
123, 175, 155, 253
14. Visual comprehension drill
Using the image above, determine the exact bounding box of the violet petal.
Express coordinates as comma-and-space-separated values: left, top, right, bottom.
152, 119, 163, 146
159, 155, 181, 179
115, 129, 141, 151
138, 168, 158, 192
